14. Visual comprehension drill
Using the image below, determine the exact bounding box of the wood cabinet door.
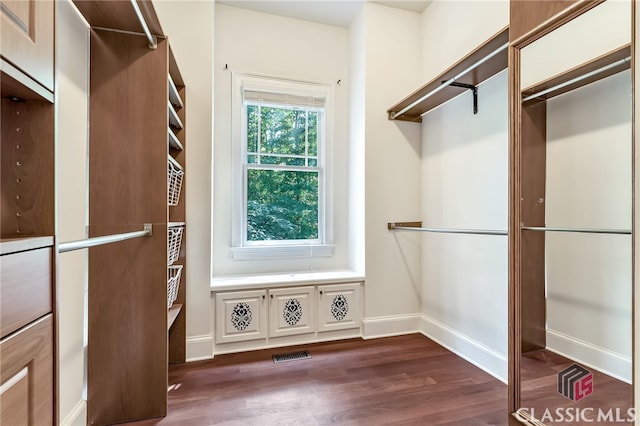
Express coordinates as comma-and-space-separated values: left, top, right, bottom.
318, 283, 361, 332
268, 287, 316, 338
0, 314, 53, 426
215, 290, 267, 343
1, 0, 54, 91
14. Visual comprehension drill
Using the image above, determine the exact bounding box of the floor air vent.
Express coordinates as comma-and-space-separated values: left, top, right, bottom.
272, 350, 311, 364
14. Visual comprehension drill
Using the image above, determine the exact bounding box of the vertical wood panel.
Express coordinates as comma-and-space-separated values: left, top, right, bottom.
519, 101, 547, 353
87, 29, 169, 425
88, 29, 167, 227
87, 225, 168, 424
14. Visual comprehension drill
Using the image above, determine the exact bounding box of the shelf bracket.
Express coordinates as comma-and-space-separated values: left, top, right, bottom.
443, 81, 478, 114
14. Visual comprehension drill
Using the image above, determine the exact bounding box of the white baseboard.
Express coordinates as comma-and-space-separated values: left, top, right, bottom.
61, 399, 86, 426
546, 328, 632, 384
362, 314, 420, 339
418, 314, 507, 383
186, 334, 214, 362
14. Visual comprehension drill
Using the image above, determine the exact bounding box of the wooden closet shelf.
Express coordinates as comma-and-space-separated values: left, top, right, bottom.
168, 127, 183, 150
168, 102, 183, 129
387, 26, 509, 123
168, 304, 182, 330
1, 60, 54, 103
72, 0, 164, 36
521, 44, 631, 103
168, 75, 183, 109
0, 236, 54, 256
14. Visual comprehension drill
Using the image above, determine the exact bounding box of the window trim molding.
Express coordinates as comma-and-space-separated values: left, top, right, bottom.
231, 73, 334, 260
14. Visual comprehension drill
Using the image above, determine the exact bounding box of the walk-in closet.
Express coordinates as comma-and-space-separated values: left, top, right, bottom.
1, 0, 639, 425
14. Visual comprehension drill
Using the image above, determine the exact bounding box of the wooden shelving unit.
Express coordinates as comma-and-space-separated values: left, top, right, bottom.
0, 1, 56, 422
167, 47, 187, 365
71, 1, 188, 423
387, 26, 509, 122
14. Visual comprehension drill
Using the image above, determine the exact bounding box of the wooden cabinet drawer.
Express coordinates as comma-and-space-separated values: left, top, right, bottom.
1, 248, 52, 338
0, 314, 53, 425
0, 0, 54, 92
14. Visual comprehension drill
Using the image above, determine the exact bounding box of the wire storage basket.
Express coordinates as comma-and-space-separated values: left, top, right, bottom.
167, 223, 184, 266
168, 156, 184, 206
167, 265, 183, 308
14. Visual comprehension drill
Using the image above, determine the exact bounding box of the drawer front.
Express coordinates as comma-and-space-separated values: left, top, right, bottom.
1, 248, 52, 338
0, 314, 53, 426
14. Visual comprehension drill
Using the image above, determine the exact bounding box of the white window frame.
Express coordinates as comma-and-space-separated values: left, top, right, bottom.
231, 74, 334, 260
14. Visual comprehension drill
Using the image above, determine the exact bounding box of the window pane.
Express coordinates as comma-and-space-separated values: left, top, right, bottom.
308, 158, 317, 167
261, 156, 305, 166
247, 169, 319, 241
308, 111, 318, 157
260, 107, 307, 156
247, 105, 259, 153
247, 154, 258, 164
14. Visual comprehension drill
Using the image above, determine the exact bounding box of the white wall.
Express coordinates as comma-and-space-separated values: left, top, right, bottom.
56, 0, 89, 423
545, 70, 632, 382
154, 0, 215, 360
419, 0, 509, 381
421, 0, 508, 83
348, 7, 366, 276
212, 4, 351, 276
361, 3, 423, 330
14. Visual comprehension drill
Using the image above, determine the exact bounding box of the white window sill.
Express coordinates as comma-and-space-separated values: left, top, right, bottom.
211, 270, 365, 292
230, 244, 334, 260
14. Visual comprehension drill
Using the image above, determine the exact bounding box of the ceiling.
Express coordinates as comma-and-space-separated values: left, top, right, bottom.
216, 0, 432, 28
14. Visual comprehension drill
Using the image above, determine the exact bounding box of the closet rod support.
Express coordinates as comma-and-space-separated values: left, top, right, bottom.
131, 0, 158, 49
447, 82, 478, 114
58, 224, 153, 253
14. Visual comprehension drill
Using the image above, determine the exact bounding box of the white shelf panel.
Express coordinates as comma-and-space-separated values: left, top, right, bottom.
168, 102, 183, 129
168, 127, 183, 150
168, 74, 183, 108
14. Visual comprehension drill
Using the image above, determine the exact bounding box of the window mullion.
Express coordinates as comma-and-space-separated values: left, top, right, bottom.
305, 109, 309, 167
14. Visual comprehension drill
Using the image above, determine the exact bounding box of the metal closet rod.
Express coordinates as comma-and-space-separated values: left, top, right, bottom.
391, 42, 509, 119
521, 226, 631, 235
388, 223, 507, 236
58, 224, 153, 253
130, 0, 157, 49
522, 56, 631, 102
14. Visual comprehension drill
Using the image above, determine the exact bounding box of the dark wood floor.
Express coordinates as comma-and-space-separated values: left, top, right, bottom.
520, 349, 632, 425
128, 334, 508, 425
